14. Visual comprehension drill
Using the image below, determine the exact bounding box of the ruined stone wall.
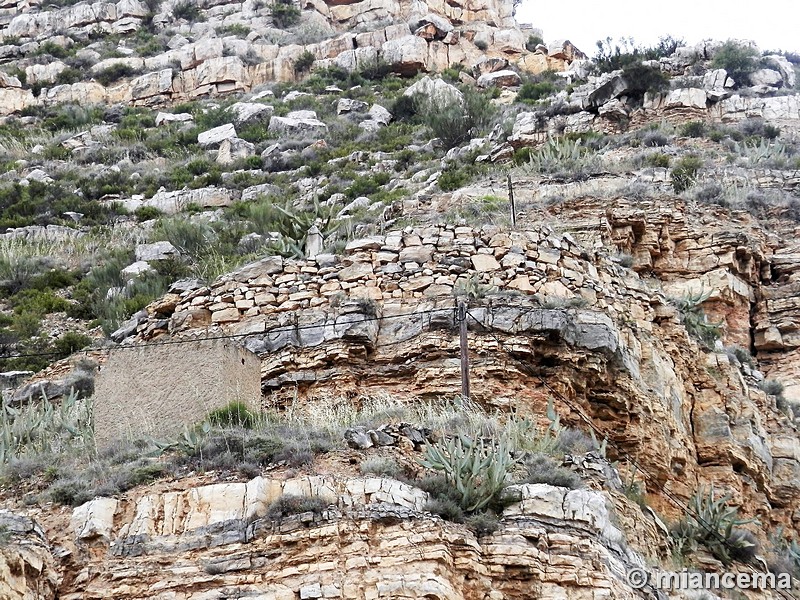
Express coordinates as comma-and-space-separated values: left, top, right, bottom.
93, 336, 261, 444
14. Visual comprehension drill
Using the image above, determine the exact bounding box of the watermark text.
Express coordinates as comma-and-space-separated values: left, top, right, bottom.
626, 567, 793, 591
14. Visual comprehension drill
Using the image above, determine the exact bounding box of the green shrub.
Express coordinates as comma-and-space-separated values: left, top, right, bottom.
520, 454, 583, 489
172, 0, 203, 21
390, 95, 417, 122
266, 494, 328, 519
10, 289, 70, 316
681, 121, 707, 138
28, 269, 79, 292
518, 81, 557, 103
53, 332, 92, 358
671, 154, 703, 193
644, 152, 670, 168
272, 0, 300, 28
422, 86, 495, 150
36, 41, 71, 59
95, 63, 139, 86
437, 166, 472, 192
216, 23, 251, 36
621, 62, 669, 97
207, 401, 259, 429
671, 486, 758, 565
712, 41, 760, 87
294, 50, 315, 74
55, 67, 82, 85
423, 497, 464, 522
344, 172, 390, 199
358, 57, 391, 81
525, 34, 544, 52
134, 206, 163, 221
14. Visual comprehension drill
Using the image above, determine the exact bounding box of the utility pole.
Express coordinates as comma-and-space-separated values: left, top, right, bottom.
458, 300, 470, 401
507, 173, 516, 228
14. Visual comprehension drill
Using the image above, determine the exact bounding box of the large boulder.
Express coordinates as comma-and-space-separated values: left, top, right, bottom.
477, 69, 522, 88
135, 241, 180, 261
583, 71, 631, 109
749, 68, 783, 87
197, 123, 237, 149
664, 88, 708, 109
380, 35, 429, 75
268, 113, 327, 135
229, 102, 274, 127
403, 75, 463, 107
763, 54, 796, 88
216, 137, 256, 165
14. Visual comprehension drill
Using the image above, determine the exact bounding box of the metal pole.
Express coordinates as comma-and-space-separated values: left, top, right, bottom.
458, 300, 470, 401
507, 173, 516, 228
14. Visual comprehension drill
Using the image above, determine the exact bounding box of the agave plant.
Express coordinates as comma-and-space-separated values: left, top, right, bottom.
736, 138, 789, 168
670, 288, 723, 349
671, 485, 759, 565
504, 398, 564, 456
518, 137, 600, 179
0, 389, 93, 464
420, 432, 522, 512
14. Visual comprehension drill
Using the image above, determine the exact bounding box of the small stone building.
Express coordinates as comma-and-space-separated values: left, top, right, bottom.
93, 337, 261, 446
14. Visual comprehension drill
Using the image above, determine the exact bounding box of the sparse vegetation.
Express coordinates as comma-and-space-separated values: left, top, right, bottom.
359, 456, 402, 478
172, 0, 203, 22
271, 0, 300, 28
520, 454, 582, 489
671, 154, 703, 193
670, 289, 722, 349
671, 486, 759, 565
593, 36, 684, 74
266, 494, 329, 518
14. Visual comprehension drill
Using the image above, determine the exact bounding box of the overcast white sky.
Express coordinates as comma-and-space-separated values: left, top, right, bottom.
515, 0, 800, 57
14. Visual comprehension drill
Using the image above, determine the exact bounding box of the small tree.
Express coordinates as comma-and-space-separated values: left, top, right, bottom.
272, 0, 300, 28
293, 50, 315, 74
711, 41, 759, 87
421, 87, 495, 150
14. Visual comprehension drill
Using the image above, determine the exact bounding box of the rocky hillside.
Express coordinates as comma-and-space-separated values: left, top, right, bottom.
1, 0, 800, 596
